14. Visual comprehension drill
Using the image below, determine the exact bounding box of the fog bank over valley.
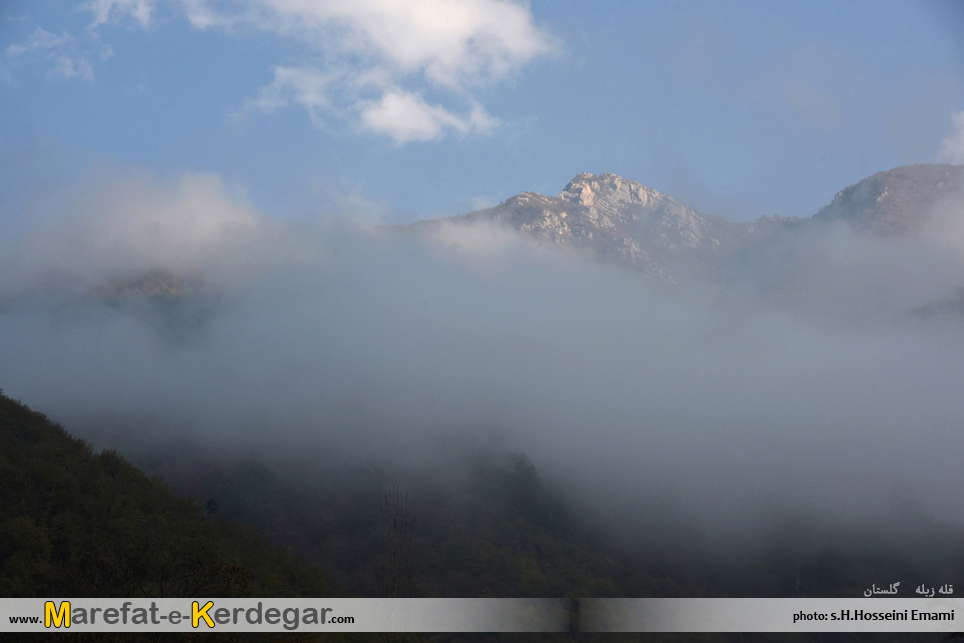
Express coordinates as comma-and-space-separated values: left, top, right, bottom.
2, 165, 964, 554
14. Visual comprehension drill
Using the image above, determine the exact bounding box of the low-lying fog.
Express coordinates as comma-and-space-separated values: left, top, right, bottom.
2, 166, 964, 556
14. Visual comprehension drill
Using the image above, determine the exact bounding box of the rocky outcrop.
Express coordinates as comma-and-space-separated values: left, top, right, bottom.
411, 172, 771, 282
558, 172, 723, 250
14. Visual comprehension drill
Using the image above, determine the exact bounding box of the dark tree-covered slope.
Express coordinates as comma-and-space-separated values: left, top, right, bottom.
0, 391, 331, 599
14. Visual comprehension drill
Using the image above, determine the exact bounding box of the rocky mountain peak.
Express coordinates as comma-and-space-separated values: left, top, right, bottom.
402, 172, 748, 283
559, 172, 666, 215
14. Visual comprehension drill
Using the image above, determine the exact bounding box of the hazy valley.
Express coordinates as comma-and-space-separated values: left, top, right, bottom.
4, 163, 964, 631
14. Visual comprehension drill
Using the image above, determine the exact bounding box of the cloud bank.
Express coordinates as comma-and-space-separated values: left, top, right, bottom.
3, 166, 964, 555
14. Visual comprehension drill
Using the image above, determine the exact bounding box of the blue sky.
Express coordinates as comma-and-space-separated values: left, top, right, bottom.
2, 0, 964, 225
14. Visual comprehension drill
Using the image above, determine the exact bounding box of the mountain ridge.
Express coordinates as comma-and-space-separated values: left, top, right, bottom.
405, 163, 964, 283
813, 163, 964, 236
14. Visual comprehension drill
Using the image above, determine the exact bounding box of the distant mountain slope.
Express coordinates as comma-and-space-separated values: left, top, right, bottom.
405, 164, 962, 284
813, 164, 964, 236
0, 391, 331, 598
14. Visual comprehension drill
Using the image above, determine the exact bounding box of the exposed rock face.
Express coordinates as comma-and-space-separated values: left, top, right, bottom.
405, 164, 963, 284
813, 164, 964, 236
558, 172, 724, 250
411, 172, 782, 282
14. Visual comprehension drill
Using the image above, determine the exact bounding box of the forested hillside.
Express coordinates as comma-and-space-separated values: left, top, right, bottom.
4, 391, 961, 643
132, 437, 964, 605
0, 391, 330, 600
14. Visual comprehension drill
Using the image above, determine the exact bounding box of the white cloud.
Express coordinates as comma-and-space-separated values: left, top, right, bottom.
194, 0, 557, 88
178, 0, 236, 29
359, 89, 498, 143
5, 27, 97, 82
84, 0, 156, 27
85, 0, 557, 143
3, 172, 271, 293
242, 66, 340, 125
49, 55, 94, 81
937, 110, 964, 164
5, 27, 71, 56
425, 219, 524, 254
88, 0, 556, 80
228, 0, 553, 142
242, 66, 499, 143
